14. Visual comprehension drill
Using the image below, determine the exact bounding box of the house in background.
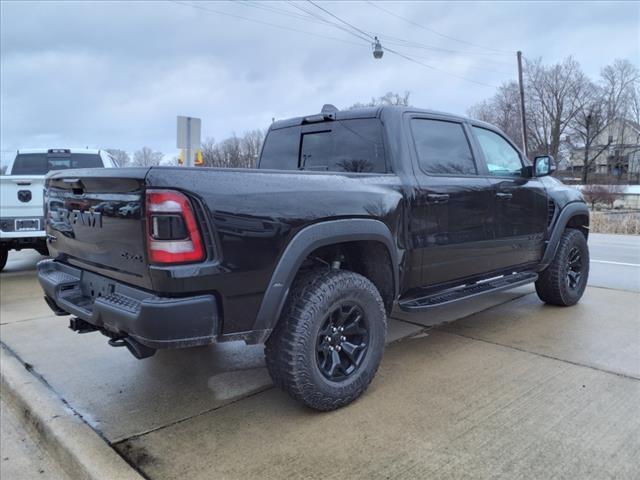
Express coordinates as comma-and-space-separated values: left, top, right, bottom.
566, 118, 640, 182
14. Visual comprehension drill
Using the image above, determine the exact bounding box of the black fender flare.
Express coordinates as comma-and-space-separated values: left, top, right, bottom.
252, 218, 399, 334
537, 201, 589, 271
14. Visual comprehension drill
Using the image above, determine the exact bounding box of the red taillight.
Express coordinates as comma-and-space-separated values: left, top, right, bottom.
145, 190, 204, 264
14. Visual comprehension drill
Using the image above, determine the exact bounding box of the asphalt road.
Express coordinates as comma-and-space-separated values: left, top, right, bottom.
588, 233, 640, 292
1, 234, 639, 479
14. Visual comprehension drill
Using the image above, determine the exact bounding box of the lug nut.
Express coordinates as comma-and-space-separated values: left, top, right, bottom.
340, 336, 346, 342
329, 345, 334, 351
336, 345, 341, 352
332, 327, 337, 333
338, 327, 344, 332
325, 336, 332, 342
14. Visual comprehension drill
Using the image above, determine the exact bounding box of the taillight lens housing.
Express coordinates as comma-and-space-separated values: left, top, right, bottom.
145, 190, 204, 264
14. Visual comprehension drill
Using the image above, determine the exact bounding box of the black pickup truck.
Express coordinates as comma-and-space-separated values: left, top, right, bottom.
38, 105, 589, 410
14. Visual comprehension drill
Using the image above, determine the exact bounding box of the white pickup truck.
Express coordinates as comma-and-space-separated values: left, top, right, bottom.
0, 149, 116, 271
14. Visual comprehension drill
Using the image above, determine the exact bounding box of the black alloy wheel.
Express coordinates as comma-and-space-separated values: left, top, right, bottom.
535, 228, 589, 306
265, 269, 387, 411
566, 246, 583, 290
316, 303, 369, 381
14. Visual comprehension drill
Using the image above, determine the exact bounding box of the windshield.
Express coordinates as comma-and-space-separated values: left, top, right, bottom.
10, 153, 103, 175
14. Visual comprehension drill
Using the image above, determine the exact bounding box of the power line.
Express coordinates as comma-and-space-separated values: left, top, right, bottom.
375, 35, 515, 62
302, 1, 500, 88
167, 1, 367, 48
382, 45, 499, 88
303, 1, 512, 78
237, 1, 326, 24
307, 0, 376, 41
365, 1, 514, 55
287, 1, 373, 44
170, 0, 501, 88
405, 50, 514, 76
235, 1, 512, 64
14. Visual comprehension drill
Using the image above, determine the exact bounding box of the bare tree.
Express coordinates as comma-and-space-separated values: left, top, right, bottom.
602, 183, 624, 208
581, 184, 608, 208
132, 147, 163, 167
200, 130, 265, 168
218, 134, 243, 168
468, 81, 523, 149
337, 159, 373, 172
348, 91, 411, 110
104, 149, 130, 167
525, 56, 589, 158
631, 78, 640, 126
241, 129, 265, 167
571, 59, 639, 183
200, 137, 220, 167
601, 59, 638, 121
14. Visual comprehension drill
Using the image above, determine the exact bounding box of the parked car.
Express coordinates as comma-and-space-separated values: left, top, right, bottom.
0, 148, 116, 271
37, 106, 589, 410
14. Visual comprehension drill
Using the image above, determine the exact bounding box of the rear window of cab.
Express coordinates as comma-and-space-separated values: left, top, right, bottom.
11, 153, 103, 175
259, 118, 387, 173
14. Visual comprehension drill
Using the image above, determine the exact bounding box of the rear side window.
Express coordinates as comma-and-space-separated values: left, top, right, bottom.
10, 153, 103, 175
259, 126, 301, 170
259, 119, 387, 173
411, 119, 476, 175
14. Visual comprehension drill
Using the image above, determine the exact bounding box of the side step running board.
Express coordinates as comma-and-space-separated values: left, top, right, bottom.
398, 272, 538, 312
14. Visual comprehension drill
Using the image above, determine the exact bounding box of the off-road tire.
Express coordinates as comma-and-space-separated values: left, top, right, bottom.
265, 269, 387, 411
535, 228, 589, 306
0, 247, 7, 272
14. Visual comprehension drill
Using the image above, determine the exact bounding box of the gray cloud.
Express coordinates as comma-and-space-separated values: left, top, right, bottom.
1, 0, 638, 165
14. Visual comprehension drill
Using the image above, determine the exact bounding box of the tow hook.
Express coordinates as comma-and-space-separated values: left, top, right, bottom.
108, 337, 156, 360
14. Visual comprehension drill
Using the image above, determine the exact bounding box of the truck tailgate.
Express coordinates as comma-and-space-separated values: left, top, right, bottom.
46, 169, 152, 289
0, 175, 45, 219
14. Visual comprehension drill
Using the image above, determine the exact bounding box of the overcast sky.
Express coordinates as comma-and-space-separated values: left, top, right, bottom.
1, 0, 638, 164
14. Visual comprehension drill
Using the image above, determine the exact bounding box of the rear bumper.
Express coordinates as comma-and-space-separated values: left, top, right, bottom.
37, 259, 219, 349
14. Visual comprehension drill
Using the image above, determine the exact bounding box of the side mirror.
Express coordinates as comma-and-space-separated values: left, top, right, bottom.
533, 155, 556, 177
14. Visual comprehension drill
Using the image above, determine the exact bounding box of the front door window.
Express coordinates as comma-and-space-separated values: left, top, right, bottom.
472, 127, 523, 176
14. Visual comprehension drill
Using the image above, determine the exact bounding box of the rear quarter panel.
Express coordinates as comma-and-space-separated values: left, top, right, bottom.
145, 167, 405, 334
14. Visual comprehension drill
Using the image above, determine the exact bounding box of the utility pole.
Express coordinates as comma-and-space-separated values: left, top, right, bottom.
517, 51, 528, 158
582, 114, 592, 184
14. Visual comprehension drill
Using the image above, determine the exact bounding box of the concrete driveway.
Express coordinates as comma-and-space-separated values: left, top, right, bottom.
1, 234, 639, 479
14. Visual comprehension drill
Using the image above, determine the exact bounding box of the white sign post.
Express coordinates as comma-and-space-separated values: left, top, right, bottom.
176, 116, 201, 167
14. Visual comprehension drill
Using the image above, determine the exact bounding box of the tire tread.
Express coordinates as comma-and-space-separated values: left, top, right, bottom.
535, 228, 588, 306
265, 269, 386, 411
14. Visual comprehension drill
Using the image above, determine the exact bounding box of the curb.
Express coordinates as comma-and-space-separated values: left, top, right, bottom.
0, 345, 145, 480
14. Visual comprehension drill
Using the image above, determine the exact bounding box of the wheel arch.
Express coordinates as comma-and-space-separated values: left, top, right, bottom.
537, 201, 589, 272
252, 219, 399, 335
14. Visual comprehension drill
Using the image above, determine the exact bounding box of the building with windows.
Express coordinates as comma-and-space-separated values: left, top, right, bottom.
567, 118, 640, 182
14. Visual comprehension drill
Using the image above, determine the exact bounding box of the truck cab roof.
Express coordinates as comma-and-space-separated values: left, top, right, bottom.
16, 148, 103, 155
271, 105, 482, 131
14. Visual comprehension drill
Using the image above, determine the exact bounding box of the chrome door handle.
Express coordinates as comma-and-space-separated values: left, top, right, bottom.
496, 192, 513, 200
427, 193, 450, 204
